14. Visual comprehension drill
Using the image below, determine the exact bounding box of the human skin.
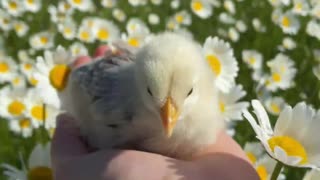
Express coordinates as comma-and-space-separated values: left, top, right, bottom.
51, 48, 259, 180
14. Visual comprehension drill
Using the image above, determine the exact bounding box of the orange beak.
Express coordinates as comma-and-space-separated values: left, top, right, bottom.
160, 97, 179, 138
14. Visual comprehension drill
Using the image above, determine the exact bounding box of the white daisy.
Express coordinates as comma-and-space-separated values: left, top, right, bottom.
278, 11, 300, 35
18, 50, 32, 62
264, 96, 287, 115
306, 20, 320, 40
29, 31, 54, 50
244, 142, 265, 164
203, 36, 239, 93
219, 13, 236, 24
242, 50, 263, 70
92, 19, 120, 42
190, 0, 213, 19
281, 37, 297, 50
252, 18, 266, 32
12, 20, 29, 37
48, 5, 68, 23
9, 73, 27, 89
126, 18, 149, 35
9, 117, 33, 138
223, 0, 236, 14
228, 27, 240, 42
101, 0, 117, 8
2, 143, 52, 180
58, 1, 74, 14
77, 26, 95, 43
69, 42, 88, 57
171, 0, 180, 9
148, 13, 160, 25
58, 18, 77, 40
0, 87, 28, 120
311, 4, 320, 19
218, 85, 249, 121
128, 0, 147, 6
33, 46, 73, 108
265, 53, 296, 91
236, 20, 248, 33
292, 0, 310, 16
243, 100, 320, 169
0, 56, 18, 83
173, 10, 192, 26
68, 0, 94, 12
122, 25, 150, 48
268, 0, 291, 7
23, 0, 41, 13
2, 0, 25, 17
112, 8, 126, 22
255, 155, 286, 180
0, 10, 12, 31
166, 18, 180, 31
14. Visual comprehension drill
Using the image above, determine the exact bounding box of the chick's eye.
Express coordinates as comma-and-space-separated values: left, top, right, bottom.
147, 87, 153, 96
187, 88, 193, 96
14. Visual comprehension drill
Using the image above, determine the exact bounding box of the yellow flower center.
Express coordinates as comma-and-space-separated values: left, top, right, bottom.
206, 55, 222, 76
64, 27, 72, 35
9, 2, 17, 10
270, 103, 280, 114
28, 166, 53, 180
29, 77, 38, 86
128, 38, 139, 47
192, 1, 203, 11
295, 3, 302, 10
27, 0, 34, 4
268, 136, 308, 164
31, 105, 46, 121
97, 28, 109, 40
24, 63, 32, 70
246, 152, 257, 164
73, 0, 82, 5
175, 15, 184, 23
282, 16, 290, 27
64, 3, 71, 10
256, 165, 268, 180
49, 64, 71, 91
12, 77, 20, 85
40, 36, 48, 45
80, 31, 90, 40
19, 118, 31, 128
0, 62, 9, 73
14, 24, 22, 32
272, 73, 281, 82
219, 101, 225, 113
249, 57, 256, 65
8, 100, 25, 116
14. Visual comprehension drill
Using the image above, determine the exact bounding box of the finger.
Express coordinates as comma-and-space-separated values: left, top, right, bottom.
71, 56, 92, 69
93, 45, 112, 58
51, 114, 88, 165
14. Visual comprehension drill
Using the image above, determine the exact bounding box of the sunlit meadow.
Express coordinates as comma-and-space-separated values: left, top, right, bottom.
0, 0, 320, 179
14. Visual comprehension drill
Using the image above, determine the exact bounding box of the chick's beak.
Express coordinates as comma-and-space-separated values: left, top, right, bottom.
160, 97, 179, 138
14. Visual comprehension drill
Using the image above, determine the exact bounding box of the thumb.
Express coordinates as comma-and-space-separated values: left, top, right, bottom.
51, 114, 88, 166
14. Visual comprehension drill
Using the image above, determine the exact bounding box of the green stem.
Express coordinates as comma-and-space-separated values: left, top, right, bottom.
271, 161, 283, 180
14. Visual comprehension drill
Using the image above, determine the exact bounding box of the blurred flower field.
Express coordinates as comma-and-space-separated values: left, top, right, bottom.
0, 0, 320, 179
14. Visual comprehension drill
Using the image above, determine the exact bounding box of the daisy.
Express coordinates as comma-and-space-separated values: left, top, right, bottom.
151, 0, 162, 5
0, 87, 28, 120
255, 155, 286, 180
292, 0, 310, 16
304, 169, 320, 180
19, 61, 34, 77
29, 31, 54, 50
112, 8, 126, 22
48, 5, 68, 23
278, 12, 300, 35
252, 18, 266, 32
190, 0, 213, 19
236, 20, 248, 33
306, 20, 320, 40
242, 50, 263, 70
171, 0, 180, 9
0, 56, 18, 83
101, 0, 117, 8
58, 18, 77, 40
148, 13, 160, 25
10, 73, 27, 89
0, 10, 12, 31
12, 20, 29, 37
69, 42, 88, 57
311, 4, 320, 19
219, 13, 236, 24
2, 143, 52, 180
173, 10, 192, 26
126, 18, 149, 35
9, 117, 33, 138
281, 37, 297, 50
265, 53, 296, 91
18, 50, 32, 62
2, 0, 25, 17
272, 8, 283, 24
264, 96, 287, 115
203, 36, 239, 93
33, 46, 73, 108
128, 0, 147, 6
218, 85, 249, 121
228, 27, 239, 42
244, 142, 265, 164
67, 0, 94, 12
223, 0, 236, 14
166, 18, 180, 31
58, 1, 74, 14
122, 27, 150, 48
268, 0, 290, 7
77, 25, 95, 43
92, 19, 120, 42
23, 0, 41, 13
243, 100, 320, 169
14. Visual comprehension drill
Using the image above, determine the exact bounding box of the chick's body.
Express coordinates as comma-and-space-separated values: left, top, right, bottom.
60, 33, 224, 159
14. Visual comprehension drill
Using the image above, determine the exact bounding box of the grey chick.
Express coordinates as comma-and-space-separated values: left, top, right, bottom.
59, 33, 225, 159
